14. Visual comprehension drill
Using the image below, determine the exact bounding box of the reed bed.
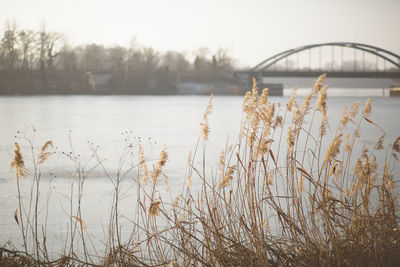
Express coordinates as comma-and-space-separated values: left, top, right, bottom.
2, 74, 400, 266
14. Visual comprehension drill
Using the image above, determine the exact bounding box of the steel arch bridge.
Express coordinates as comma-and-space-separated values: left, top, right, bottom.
243, 42, 400, 78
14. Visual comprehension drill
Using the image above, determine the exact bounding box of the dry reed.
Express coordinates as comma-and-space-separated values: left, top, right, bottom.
4, 74, 400, 267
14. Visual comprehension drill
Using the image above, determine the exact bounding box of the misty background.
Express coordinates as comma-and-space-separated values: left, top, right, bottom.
0, 0, 399, 95
1, 0, 399, 67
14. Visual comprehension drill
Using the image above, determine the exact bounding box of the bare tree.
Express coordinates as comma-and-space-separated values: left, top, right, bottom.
142, 47, 160, 73
45, 32, 62, 71
0, 20, 19, 70
36, 23, 63, 89
108, 46, 126, 70
80, 44, 107, 71
57, 44, 77, 71
18, 30, 35, 70
215, 48, 233, 72
193, 47, 211, 74
162, 51, 190, 74
108, 45, 127, 89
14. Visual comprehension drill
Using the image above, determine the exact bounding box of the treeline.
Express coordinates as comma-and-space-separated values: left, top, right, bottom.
0, 21, 236, 94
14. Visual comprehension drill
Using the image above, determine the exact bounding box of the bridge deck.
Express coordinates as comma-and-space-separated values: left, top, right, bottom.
236, 71, 400, 78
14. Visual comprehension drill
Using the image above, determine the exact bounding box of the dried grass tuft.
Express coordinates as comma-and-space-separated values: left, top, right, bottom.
38, 140, 53, 164
10, 142, 27, 179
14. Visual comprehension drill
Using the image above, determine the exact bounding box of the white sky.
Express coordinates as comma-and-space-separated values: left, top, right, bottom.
1, 0, 399, 67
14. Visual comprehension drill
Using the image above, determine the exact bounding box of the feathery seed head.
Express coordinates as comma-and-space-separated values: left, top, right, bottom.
247, 111, 260, 147
375, 133, 385, 150
292, 101, 302, 123
218, 150, 225, 173
353, 157, 362, 177
323, 134, 342, 165
344, 132, 351, 152
242, 91, 252, 114
10, 142, 26, 179
316, 85, 328, 123
320, 121, 327, 137
159, 147, 168, 166
286, 87, 298, 112
259, 88, 269, 105
203, 94, 213, 120
286, 127, 295, 150
149, 199, 161, 217
312, 73, 327, 94
38, 140, 53, 164
252, 77, 258, 95
362, 98, 372, 117
200, 94, 213, 141
261, 103, 275, 126
172, 195, 181, 210
200, 120, 209, 141
257, 134, 273, 156
340, 106, 349, 127
138, 145, 148, 184
392, 136, 400, 153
150, 147, 168, 186
382, 162, 394, 193
219, 165, 235, 189
273, 115, 282, 129
329, 162, 343, 179
349, 101, 360, 120
265, 171, 273, 187
301, 92, 313, 115
370, 155, 377, 174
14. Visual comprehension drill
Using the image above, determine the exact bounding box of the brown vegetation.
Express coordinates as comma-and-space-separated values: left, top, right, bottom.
2, 74, 400, 266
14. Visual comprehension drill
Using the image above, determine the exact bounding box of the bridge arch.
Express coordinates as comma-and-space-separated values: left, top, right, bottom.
250, 42, 400, 73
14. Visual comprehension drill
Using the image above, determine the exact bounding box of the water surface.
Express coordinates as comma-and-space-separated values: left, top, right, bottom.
1, 93, 399, 255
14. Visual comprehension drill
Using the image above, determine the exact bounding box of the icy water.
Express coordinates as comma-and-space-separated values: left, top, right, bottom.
0, 92, 399, 256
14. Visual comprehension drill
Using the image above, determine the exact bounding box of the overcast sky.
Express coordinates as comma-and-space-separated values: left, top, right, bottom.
1, 0, 399, 67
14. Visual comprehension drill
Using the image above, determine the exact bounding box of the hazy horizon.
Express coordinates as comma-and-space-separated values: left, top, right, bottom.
1, 0, 399, 68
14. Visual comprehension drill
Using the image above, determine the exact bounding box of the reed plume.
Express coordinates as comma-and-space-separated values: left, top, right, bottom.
138, 145, 148, 184
323, 134, 342, 165
312, 73, 327, 95
219, 165, 235, 188
149, 199, 161, 217
349, 101, 360, 120
362, 98, 372, 117
200, 94, 213, 141
316, 85, 328, 123
5, 75, 400, 267
392, 136, 400, 153
242, 91, 252, 116
38, 140, 53, 164
259, 88, 269, 105
10, 142, 26, 179
286, 87, 298, 111
375, 133, 385, 150
301, 91, 313, 115
150, 147, 168, 185
340, 106, 349, 127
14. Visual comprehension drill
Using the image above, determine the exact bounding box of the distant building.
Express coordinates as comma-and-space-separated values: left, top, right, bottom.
91, 72, 112, 91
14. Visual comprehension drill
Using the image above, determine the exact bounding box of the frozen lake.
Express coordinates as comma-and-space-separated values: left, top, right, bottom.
1, 92, 399, 257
